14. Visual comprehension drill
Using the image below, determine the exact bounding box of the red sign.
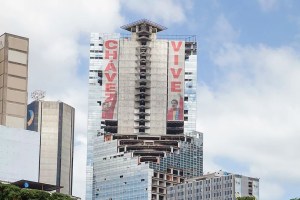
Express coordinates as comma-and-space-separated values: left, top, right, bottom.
102, 40, 118, 119
167, 41, 185, 121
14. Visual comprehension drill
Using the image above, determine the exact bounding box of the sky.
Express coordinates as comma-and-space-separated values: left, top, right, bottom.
1, 0, 300, 199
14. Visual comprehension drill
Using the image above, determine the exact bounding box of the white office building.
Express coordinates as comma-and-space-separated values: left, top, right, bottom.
0, 125, 40, 182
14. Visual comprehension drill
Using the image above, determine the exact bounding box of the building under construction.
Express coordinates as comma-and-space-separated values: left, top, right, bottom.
87, 19, 201, 200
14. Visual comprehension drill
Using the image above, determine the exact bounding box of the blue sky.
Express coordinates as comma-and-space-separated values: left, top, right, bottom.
1, 0, 300, 199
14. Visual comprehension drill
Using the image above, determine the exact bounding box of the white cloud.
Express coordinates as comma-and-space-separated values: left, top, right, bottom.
197, 44, 300, 200
0, 0, 125, 199
259, 181, 285, 200
121, 0, 188, 25
257, 0, 279, 12
211, 15, 240, 44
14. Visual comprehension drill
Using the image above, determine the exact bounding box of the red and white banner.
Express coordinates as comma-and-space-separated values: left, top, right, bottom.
167, 41, 185, 121
102, 40, 119, 120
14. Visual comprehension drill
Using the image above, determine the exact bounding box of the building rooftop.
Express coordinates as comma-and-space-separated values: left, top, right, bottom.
186, 170, 260, 182
121, 19, 167, 32
11, 180, 62, 191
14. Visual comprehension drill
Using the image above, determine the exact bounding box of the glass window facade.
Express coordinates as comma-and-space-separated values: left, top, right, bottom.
92, 133, 202, 200
166, 172, 259, 200
184, 54, 197, 134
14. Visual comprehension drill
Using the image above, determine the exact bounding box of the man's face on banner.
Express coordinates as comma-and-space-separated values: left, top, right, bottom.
171, 99, 178, 110
102, 101, 111, 111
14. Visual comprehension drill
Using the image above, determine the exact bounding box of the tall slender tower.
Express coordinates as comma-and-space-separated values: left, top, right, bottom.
27, 100, 75, 195
87, 19, 200, 200
0, 33, 29, 129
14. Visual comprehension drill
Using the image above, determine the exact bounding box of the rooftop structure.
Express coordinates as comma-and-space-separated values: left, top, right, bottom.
121, 19, 167, 32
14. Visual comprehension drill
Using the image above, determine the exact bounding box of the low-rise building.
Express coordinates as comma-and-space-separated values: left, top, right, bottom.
0, 125, 40, 182
167, 170, 259, 200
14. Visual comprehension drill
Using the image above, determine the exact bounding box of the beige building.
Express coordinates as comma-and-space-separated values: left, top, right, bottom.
0, 33, 29, 129
27, 100, 75, 195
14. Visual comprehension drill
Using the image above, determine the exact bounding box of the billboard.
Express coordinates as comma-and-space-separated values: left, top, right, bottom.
27, 101, 40, 132
167, 41, 185, 121
101, 39, 119, 120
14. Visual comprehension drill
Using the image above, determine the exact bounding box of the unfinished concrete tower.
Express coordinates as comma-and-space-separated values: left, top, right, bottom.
87, 19, 200, 200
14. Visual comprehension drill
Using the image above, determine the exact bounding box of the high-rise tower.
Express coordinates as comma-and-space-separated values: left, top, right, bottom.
0, 33, 29, 129
87, 19, 200, 200
27, 100, 75, 195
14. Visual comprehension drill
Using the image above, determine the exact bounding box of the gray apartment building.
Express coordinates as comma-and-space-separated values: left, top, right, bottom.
0, 33, 28, 129
167, 170, 259, 200
87, 19, 200, 200
27, 100, 75, 195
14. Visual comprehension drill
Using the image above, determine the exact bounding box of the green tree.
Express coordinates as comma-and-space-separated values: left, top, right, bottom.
237, 196, 256, 200
20, 189, 50, 200
0, 182, 74, 200
49, 192, 73, 200
0, 183, 21, 200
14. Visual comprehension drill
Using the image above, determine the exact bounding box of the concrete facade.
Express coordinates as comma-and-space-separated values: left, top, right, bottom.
0, 33, 29, 129
27, 101, 75, 195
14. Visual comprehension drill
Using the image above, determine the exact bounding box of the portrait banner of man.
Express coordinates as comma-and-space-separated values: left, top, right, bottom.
167, 94, 183, 120
167, 40, 185, 121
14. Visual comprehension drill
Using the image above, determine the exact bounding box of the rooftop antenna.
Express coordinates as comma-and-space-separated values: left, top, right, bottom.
31, 90, 46, 101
